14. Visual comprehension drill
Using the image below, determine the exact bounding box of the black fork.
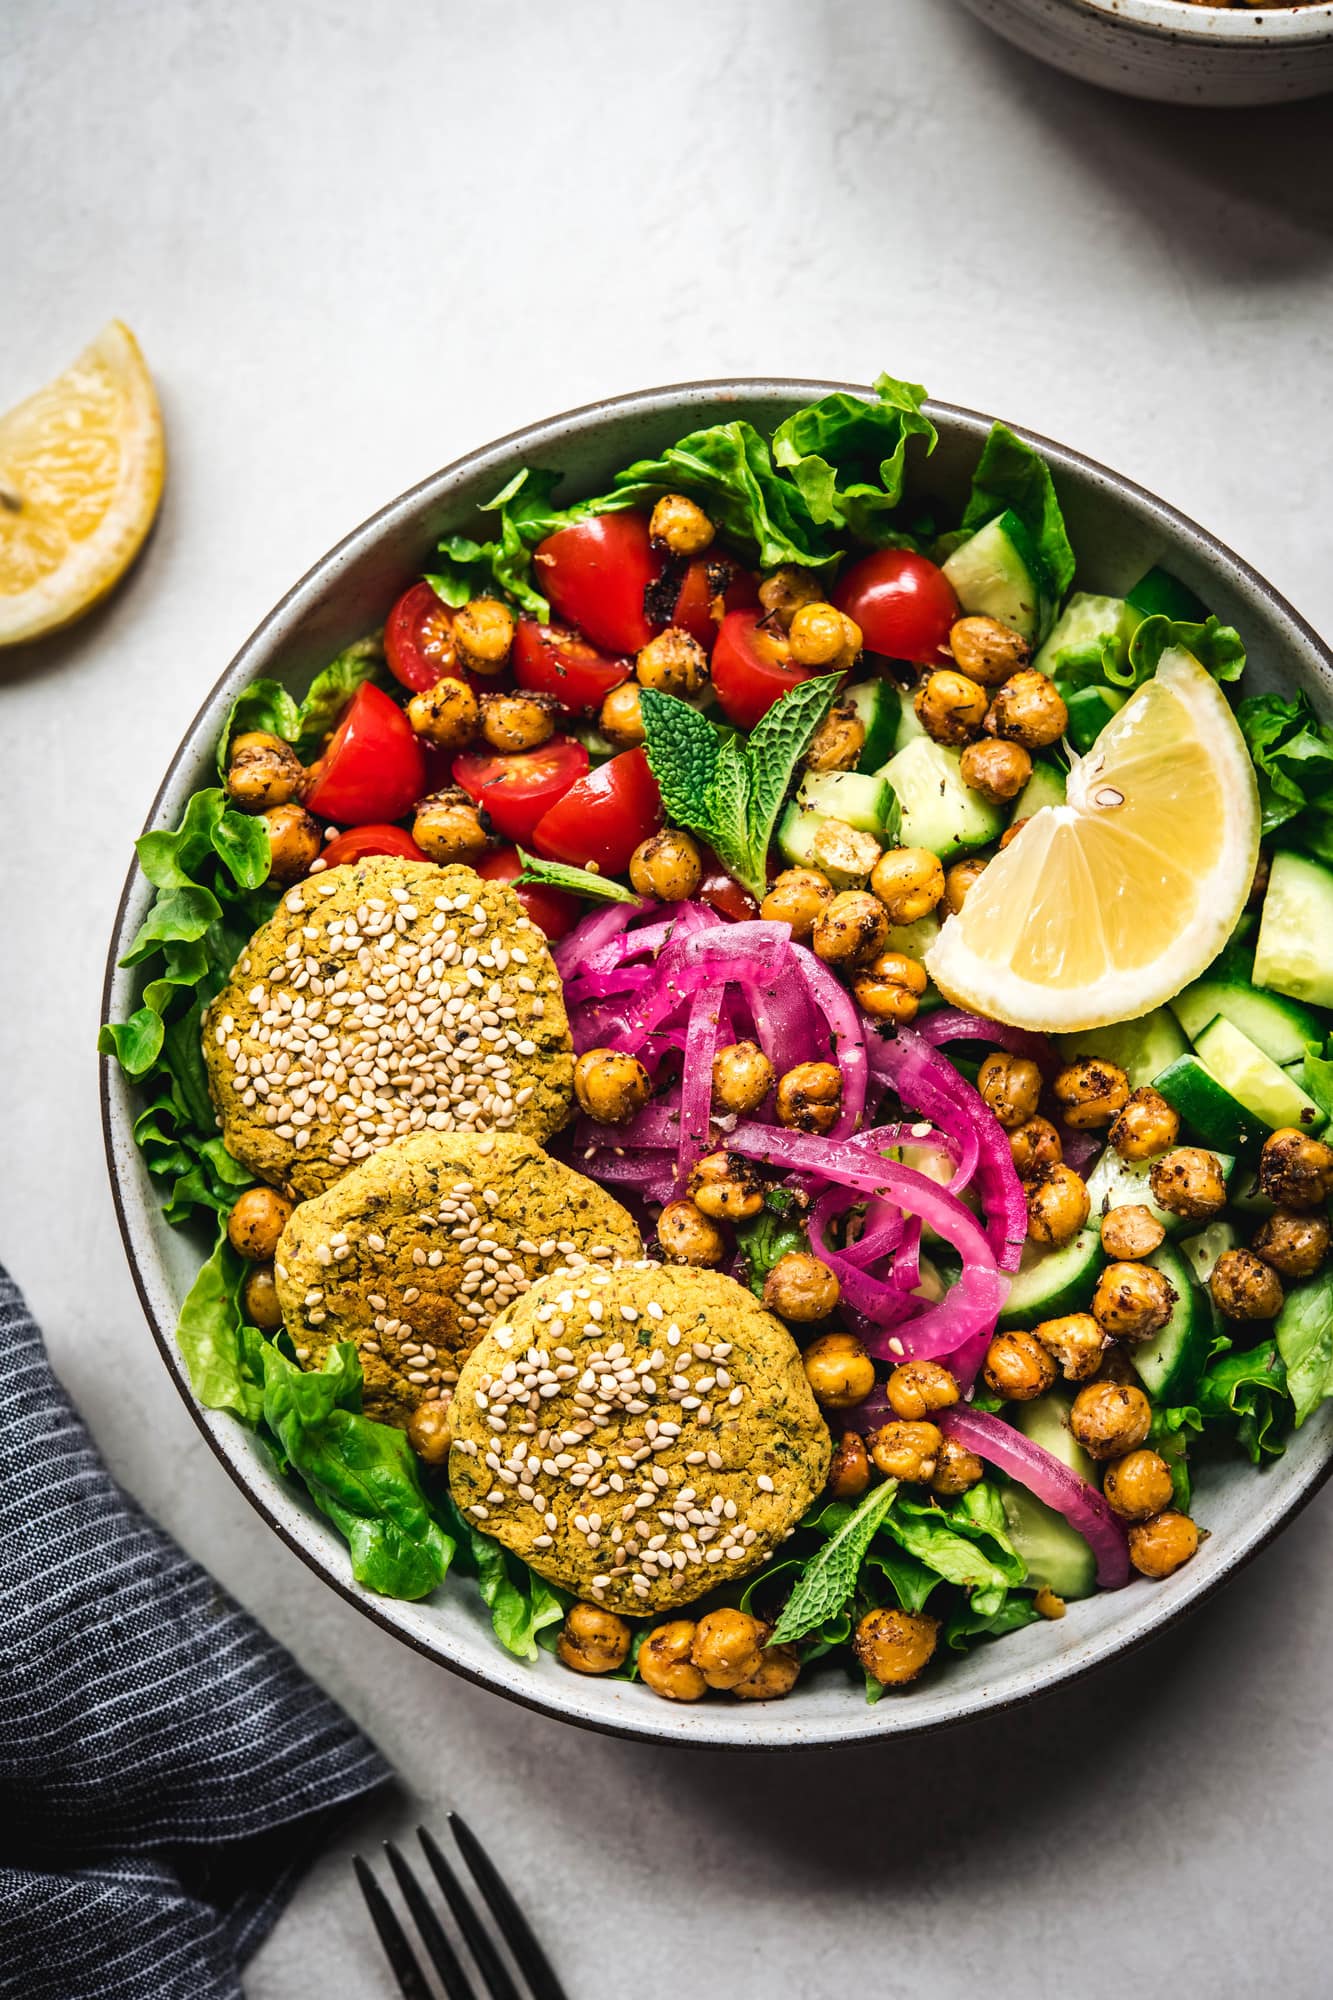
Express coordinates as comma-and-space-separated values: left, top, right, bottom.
354, 1814, 569, 2000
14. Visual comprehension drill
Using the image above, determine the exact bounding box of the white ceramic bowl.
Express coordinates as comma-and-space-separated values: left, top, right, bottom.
958, 0, 1333, 104
103, 379, 1333, 1747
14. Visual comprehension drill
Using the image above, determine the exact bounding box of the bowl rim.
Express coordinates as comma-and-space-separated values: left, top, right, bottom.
1068, 0, 1333, 43
101, 375, 1333, 1748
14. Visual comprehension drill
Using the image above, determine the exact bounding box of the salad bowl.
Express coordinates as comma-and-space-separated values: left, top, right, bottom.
102, 379, 1333, 1748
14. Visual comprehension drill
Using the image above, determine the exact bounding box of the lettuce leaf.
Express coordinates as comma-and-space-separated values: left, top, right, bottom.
611, 419, 832, 571
436, 1490, 568, 1660
960, 421, 1076, 598
215, 637, 385, 773
770, 373, 937, 543
1125, 613, 1247, 688
1275, 1272, 1333, 1427
1237, 690, 1333, 849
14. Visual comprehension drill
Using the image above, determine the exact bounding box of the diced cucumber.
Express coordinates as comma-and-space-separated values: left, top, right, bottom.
1193, 1016, 1325, 1134
879, 735, 1005, 860
1152, 1053, 1269, 1155
941, 510, 1054, 644
1033, 591, 1143, 676
1131, 1240, 1212, 1403
1011, 758, 1066, 823
843, 679, 903, 771
1254, 851, 1333, 1010
1125, 566, 1209, 624
1084, 1147, 1232, 1239
883, 913, 941, 965
1016, 1391, 1097, 1479
1170, 969, 1323, 1068
1062, 684, 1125, 754
1058, 1007, 1188, 1090
775, 803, 881, 888
1180, 1219, 1240, 1288
797, 768, 893, 836
997, 1227, 1103, 1329
1003, 1394, 1098, 1600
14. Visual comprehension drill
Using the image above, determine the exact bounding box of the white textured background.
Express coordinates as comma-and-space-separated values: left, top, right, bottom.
3, 3, 1333, 1995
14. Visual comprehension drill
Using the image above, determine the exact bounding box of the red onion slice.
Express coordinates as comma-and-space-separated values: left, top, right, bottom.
940, 1407, 1130, 1590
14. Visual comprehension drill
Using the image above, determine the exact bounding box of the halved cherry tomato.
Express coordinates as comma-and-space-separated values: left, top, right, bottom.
304, 683, 427, 824
530, 747, 661, 876
534, 512, 662, 655
665, 555, 758, 651
475, 846, 581, 941
698, 862, 758, 924
452, 735, 589, 844
384, 580, 460, 691
512, 618, 630, 712
319, 824, 428, 867
711, 608, 815, 730
834, 548, 959, 665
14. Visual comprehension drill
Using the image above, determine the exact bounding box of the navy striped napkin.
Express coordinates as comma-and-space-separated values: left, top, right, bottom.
0, 1267, 392, 1999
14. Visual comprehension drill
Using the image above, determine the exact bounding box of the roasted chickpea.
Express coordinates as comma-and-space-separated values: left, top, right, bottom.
870, 1420, 943, 1484
766, 1254, 842, 1326
1149, 1147, 1227, 1221
1110, 1086, 1180, 1161
826, 1430, 872, 1500
226, 731, 304, 812
1034, 1587, 1066, 1620
629, 827, 703, 902
801, 1330, 873, 1406
557, 1602, 632, 1675
638, 1620, 706, 1702
412, 789, 489, 865
985, 668, 1068, 749
406, 1396, 453, 1466
944, 856, 988, 914
732, 1638, 801, 1701
813, 889, 891, 967
1100, 1204, 1167, 1261
689, 1151, 766, 1223
959, 737, 1033, 805
852, 950, 929, 1024
804, 700, 866, 772
406, 675, 480, 749
227, 1186, 295, 1261
998, 819, 1029, 851
262, 803, 321, 884
1210, 1247, 1284, 1322
1128, 1510, 1200, 1578
984, 1328, 1057, 1402
978, 1050, 1043, 1130
452, 596, 514, 674
1252, 1208, 1332, 1279
760, 866, 834, 940
757, 565, 822, 630
1008, 1116, 1063, 1177
573, 1048, 653, 1126
712, 1040, 774, 1116
948, 614, 1031, 686
241, 1263, 283, 1332
599, 681, 646, 749
478, 690, 556, 754
854, 1607, 939, 1686
1053, 1056, 1130, 1132
1026, 1162, 1091, 1246
690, 1607, 767, 1690
649, 491, 714, 556
1092, 1262, 1177, 1342
870, 846, 946, 924
1033, 1312, 1105, 1383
885, 1360, 959, 1421
775, 1061, 843, 1136
1069, 1379, 1152, 1460
788, 601, 861, 672
931, 1436, 985, 1497
1258, 1127, 1333, 1211
635, 626, 708, 697
656, 1199, 726, 1268
1103, 1449, 1174, 1522
914, 668, 989, 746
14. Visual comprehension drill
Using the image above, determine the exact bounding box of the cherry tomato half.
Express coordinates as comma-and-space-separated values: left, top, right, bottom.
534, 512, 662, 655
666, 555, 759, 651
319, 824, 428, 868
384, 579, 460, 691
530, 747, 661, 877
698, 862, 759, 924
304, 682, 427, 825
512, 618, 630, 712
711, 607, 815, 731
452, 735, 589, 845
475, 846, 581, 941
834, 548, 959, 666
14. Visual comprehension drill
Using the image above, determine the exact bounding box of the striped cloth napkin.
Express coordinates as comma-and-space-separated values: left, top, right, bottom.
0, 1266, 392, 1999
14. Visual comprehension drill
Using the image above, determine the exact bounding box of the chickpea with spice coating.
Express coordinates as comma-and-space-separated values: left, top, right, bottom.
452, 596, 513, 675
804, 700, 866, 772
1128, 1511, 1200, 1579
960, 737, 1032, 805
870, 1420, 942, 1484
478, 690, 556, 754
855, 1607, 939, 1686
638, 1621, 706, 1702
712, 1040, 774, 1116
1070, 1380, 1152, 1460
649, 491, 714, 556
761, 866, 834, 940
406, 674, 479, 749
557, 1602, 632, 1675
1258, 1128, 1333, 1211
978, 1050, 1043, 1130
1034, 1312, 1105, 1383
573, 1048, 652, 1126
1054, 1056, 1130, 1131
914, 668, 989, 746
757, 565, 822, 630
1092, 1262, 1176, 1342
885, 1360, 959, 1421
1103, 1449, 1174, 1523
1026, 1161, 1091, 1245
1149, 1147, 1227, 1220
226, 731, 304, 812
852, 951, 928, 1024
690, 1608, 767, 1689
1210, 1248, 1284, 1322
635, 626, 709, 697
241, 1264, 283, 1332
870, 846, 945, 924
984, 1329, 1057, 1401
732, 1639, 801, 1701
789, 601, 862, 672
766, 1253, 842, 1325
775, 1061, 843, 1136
1009, 1116, 1063, 1177
599, 681, 646, 749
262, 803, 321, 884
801, 1331, 873, 1407
948, 614, 1031, 686
1101, 1205, 1166, 1261
813, 889, 890, 967
412, 789, 489, 865
932, 1436, 985, 1497
689, 1152, 766, 1222
827, 1431, 871, 1500
656, 1199, 726, 1268
227, 1187, 294, 1262
944, 856, 988, 914
629, 827, 703, 902
406, 1397, 453, 1466
985, 669, 1068, 750
1110, 1086, 1179, 1161
1252, 1208, 1331, 1279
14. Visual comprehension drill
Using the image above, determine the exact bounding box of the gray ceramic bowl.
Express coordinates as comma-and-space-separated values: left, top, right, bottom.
958, 0, 1333, 104
103, 379, 1333, 1748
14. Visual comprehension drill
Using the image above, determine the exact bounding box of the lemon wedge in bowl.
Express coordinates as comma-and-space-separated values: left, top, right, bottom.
0, 320, 164, 647
926, 647, 1260, 1033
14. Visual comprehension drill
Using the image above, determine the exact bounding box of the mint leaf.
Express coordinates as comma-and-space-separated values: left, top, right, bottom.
640, 688, 722, 827
704, 738, 755, 890
768, 1479, 898, 1644
744, 673, 842, 874
515, 848, 639, 904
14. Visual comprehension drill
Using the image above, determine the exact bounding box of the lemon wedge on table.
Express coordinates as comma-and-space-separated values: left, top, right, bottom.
926, 647, 1260, 1033
0, 320, 164, 646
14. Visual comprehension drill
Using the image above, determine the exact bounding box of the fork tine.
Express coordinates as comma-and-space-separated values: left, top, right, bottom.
353, 1856, 434, 2000
417, 1825, 523, 2000
447, 1813, 571, 2000
385, 1841, 481, 2000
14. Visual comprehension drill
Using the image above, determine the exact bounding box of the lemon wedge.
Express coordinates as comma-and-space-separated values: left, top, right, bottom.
0, 320, 164, 646
926, 647, 1260, 1032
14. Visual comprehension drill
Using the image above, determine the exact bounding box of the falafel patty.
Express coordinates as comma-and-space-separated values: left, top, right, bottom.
203, 858, 573, 1199
274, 1130, 642, 1424
449, 1263, 831, 1616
